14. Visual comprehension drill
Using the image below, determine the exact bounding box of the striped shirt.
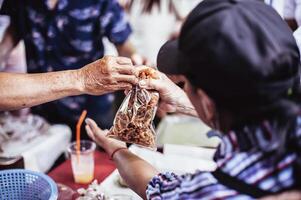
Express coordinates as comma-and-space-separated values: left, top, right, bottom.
146, 117, 301, 199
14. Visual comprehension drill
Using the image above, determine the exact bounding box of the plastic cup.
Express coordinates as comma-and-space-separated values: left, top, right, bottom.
68, 140, 96, 184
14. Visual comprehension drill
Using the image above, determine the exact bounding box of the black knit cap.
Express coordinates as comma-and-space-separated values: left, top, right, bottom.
157, 0, 300, 116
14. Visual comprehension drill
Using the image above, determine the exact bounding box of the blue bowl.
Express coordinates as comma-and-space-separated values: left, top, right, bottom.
0, 169, 58, 200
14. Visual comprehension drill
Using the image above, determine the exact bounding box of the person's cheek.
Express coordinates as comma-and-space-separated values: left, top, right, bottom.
186, 88, 213, 127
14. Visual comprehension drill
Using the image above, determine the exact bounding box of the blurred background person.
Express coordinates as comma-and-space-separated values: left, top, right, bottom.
119, 0, 201, 65
0, 0, 146, 137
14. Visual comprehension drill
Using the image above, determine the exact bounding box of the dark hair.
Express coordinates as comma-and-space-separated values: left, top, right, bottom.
142, 0, 161, 13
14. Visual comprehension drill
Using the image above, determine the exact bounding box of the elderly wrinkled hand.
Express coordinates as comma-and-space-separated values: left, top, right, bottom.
78, 55, 139, 95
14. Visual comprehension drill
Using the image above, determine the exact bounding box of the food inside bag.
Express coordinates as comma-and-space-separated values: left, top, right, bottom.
107, 68, 159, 149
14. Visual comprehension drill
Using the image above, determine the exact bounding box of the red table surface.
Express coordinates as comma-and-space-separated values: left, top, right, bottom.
48, 150, 116, 190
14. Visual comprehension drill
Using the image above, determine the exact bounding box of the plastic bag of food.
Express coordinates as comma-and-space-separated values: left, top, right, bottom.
107, 68, 159, 150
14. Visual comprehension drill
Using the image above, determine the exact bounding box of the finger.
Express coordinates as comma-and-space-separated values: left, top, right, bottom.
124, 89, 130, 95
134, 66, 160, 79
116, 83, 133, 90
133, 65, 148, 77
85, 125, 96, 141
94, 129, 109, 138
160, 102, 177, 113
139, 78, 162, 91
85, 118, 100, 134
144, 60, 153, 67
131, 54, 144, 65
106, 83, 133, 93
85, 119, 109, 143
86, 124, 107, 147
116, 57, 133, 65
114, 65, 135, 75
114, 74, 138, 85
135, 65, 151, 72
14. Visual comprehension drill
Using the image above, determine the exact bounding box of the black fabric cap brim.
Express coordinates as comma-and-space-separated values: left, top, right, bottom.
157, 40, 182, 75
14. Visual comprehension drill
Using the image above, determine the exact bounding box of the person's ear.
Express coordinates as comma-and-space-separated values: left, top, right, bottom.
195, 88, 216, 124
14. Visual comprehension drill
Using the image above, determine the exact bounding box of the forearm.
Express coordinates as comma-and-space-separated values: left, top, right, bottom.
85, 117, 159, 199
116, 40, 136, 58
0, 70, 83, 111
113, 149, 159, 200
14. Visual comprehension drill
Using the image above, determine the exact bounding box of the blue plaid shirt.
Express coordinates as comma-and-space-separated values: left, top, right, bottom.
1, 0, 132, 124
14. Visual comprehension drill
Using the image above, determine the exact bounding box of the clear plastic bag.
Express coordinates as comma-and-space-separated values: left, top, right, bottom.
108, 69, 159, 150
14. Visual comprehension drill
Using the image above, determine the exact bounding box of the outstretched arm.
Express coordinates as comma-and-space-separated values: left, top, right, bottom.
0, 70, 81, 110
113, 149, 159, 199
0, 56, 139, 111
85, 118, 158, 200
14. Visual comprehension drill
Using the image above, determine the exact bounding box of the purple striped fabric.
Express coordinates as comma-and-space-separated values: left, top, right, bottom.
146, 117, 301, 200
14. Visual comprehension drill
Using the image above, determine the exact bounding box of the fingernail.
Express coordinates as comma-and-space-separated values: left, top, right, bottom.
85, 118, 91, 124
139, 80, 147, 87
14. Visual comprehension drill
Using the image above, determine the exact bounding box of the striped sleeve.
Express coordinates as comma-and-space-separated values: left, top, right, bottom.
146, 171, 226, 200
146, 172, 182, 200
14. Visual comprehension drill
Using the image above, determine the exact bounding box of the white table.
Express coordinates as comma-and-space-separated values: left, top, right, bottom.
0, 125, 71, 173
100, 145, 216, 199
